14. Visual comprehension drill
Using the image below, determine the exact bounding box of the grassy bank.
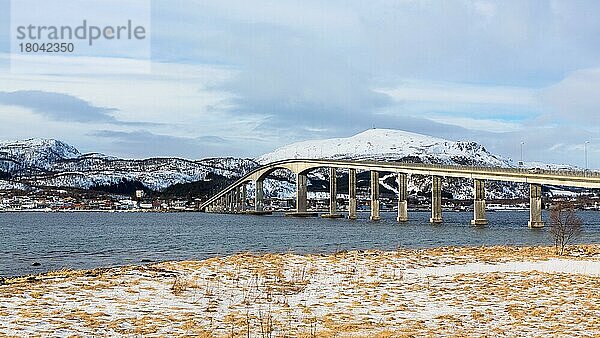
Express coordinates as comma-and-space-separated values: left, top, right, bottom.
1, 245, 599, 336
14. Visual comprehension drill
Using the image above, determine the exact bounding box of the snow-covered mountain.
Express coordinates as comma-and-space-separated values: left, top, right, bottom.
0, 138, 258, 191
256, 129, 581, 200
258, 129, 511, 167
0, 138, 81, 175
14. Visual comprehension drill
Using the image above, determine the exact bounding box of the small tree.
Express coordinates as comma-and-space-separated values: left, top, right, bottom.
549, 202, 582, 255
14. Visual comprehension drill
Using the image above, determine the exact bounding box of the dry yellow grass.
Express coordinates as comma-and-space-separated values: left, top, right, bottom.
1, 244, 598, 336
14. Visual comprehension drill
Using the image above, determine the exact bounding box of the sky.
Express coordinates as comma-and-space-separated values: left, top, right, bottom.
0, 0, 599, 168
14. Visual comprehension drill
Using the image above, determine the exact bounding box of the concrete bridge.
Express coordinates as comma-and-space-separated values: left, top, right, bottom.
200, 159, 600, 227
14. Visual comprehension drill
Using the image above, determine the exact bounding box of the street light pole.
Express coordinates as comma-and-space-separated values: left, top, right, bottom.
520, 141, 525, 166
585, 141, 590, 170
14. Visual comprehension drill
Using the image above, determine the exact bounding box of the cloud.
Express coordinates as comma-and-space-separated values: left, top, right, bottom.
0, 0, 8, 56
90, 129, 259, 159
539, 67, 600, 126
375, 81, 541, 128
425, 116, 523, 133
0, 90, 118, 123
1, 1, 600, 167
377, 82, 537, 107
473, 1, 497, 20
0, 89, 164, 127
158, 0, 592, 149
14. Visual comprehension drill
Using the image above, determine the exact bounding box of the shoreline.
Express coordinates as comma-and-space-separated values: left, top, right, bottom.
0, 209, 186, 213
2, 244, 599, 336
5, 242, 600, 281
2, 209, 594, 214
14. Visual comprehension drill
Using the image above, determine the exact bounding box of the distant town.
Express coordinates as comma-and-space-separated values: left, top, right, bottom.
0, 189, 200, 212
2, 187, 599, 213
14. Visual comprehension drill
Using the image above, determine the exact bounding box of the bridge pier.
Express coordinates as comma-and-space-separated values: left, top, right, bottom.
370, 171, 380, 221
528, 183, 544, 228
430, 176, 443, 224
234, 187, 241, 213
220, 196, 226, 213
232, 192, 237, 212
228, 192, 234, 213
255, 179, 264, 212
231, 192, 236, 213
471, 179, 488, 225
285, 172, 316, 217
348, 168, 357, 220
241, 184, 247, 212
297, 172, 308, 213
397, 173, 408, 222
322, 168, 343, 218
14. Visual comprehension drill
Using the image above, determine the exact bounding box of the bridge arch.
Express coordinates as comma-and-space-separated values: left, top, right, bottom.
254, 165, 297, 182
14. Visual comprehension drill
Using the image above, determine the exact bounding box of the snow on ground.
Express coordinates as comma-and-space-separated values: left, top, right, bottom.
0, 180, 30, 191
521, 161, 579, 171
407, 259, 600, 278
1, 245, 599, 337
548, 189, 581, 197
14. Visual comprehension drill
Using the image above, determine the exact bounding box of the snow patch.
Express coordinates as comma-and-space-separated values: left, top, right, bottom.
407, 259, 600, 277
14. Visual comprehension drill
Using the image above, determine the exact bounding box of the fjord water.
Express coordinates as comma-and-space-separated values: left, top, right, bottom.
1, 211, 599, 277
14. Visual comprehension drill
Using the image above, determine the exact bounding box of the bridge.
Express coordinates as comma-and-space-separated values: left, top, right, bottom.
200, 159, 600, 227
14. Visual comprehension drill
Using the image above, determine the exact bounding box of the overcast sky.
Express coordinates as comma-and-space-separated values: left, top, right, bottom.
0, 0, 599, 168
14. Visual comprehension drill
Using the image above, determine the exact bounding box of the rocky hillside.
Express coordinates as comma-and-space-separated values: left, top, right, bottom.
0, 139, 80, 175
0, 138, 258, 192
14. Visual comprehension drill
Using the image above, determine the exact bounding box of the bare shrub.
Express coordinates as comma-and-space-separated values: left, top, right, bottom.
171, 275, 191, 295
258, 306, 274, 338
549, 203, 582, 255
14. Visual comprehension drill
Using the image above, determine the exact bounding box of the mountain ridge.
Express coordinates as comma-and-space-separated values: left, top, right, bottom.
0, 138, 257, 192
0, 130, 583, 199
258, 128, 511, 167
